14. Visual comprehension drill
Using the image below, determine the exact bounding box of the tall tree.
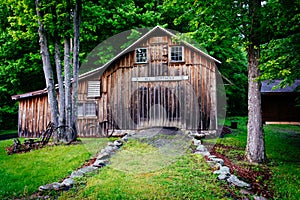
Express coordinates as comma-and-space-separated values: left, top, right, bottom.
35, 0, 59, 127
245, 0, 265, 163
163, 0, 299, 163
72, 0, 82, 135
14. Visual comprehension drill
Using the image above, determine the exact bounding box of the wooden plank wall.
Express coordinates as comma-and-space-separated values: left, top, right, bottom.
77, 35, 218, 133
18, 94, 50, 138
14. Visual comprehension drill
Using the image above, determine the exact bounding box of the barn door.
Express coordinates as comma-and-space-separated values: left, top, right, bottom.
131, 82, 182, 129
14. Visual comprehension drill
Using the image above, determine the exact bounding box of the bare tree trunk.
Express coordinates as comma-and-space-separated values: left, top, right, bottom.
72, 0, 82, 137
246, 44, 265, 163
54, 40, 65, 126
36, 0, 58, 126
64, 37, 72, 128
245, 0, 266, 163
64, 0, 72, 129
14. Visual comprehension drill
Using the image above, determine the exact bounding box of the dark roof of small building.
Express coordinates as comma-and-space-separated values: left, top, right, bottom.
261, 80, 300, 93
11, 89, 48, 100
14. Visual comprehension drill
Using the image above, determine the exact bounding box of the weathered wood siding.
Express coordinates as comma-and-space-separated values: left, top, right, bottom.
17, 94, 51, 138
77, 35, 217, 135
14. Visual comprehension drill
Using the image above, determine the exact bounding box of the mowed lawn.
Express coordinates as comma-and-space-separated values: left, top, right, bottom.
0, 138, 108, 199
0, 117, 299, 199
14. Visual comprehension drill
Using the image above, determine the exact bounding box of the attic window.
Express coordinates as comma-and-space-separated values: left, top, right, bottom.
170, 46, 184, 62
87, 81, 100, 98
136, 48, 147, 63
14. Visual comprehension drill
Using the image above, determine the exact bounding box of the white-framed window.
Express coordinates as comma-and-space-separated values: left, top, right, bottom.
135, 48, 148, 63
77, 102, 97, 117
87, 81, 101, 98
85, 102, 97, 116
170, 46, 184, 62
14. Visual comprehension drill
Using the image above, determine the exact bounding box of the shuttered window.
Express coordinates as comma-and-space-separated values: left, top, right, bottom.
87, 81, 100, 97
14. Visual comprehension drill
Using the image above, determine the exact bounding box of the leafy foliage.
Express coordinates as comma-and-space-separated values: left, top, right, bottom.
0, 0, 299, 128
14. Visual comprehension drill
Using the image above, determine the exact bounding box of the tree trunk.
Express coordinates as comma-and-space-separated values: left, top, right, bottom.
72, 0, 82, 136
64, 0, 72, 129
35, 0, 58, 126
245, 0, 266, 164
64, 37, 72, 128
54, 40, 65, 126
246, 44, 265, 163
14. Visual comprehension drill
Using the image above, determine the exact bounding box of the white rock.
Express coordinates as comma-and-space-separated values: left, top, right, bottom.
93, 159, 107, 167
213, 166, 230, 175
196, 145, 208, 152
193, 138, 202, 146
208, 155, 217, 159
70, 170, 84, 178
122, 135, 128, 142
62, 178, 74, 187
194, 151, 211, 157
79, 166, 97, 174
97, 152, 110, 160
114, 140, 123, 147
253, 196, 268, 200
217, 174, 229, 180
209, 157, 224, 165
227, 175, 251, 188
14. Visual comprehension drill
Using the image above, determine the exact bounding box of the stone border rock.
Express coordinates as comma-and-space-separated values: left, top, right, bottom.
192, 137, 267, 200
38, 134, 129, 192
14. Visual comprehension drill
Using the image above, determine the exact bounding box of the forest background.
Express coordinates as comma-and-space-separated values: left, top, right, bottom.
0, 0, 299, 130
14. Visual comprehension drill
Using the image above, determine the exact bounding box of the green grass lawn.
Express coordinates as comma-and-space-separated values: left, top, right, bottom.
59, 140, 229, 200
216, 117, 300, 199
0, 138, 108, 199
0, 118, 299, 199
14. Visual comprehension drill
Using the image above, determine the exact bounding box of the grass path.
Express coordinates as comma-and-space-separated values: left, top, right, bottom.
59, 140, 229, 200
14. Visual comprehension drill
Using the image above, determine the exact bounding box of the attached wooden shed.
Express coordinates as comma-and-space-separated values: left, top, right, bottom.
261, 80, 300, 124
12, 26, 221, 138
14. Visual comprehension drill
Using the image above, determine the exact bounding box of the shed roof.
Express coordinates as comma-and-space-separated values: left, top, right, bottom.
11, 89, 48, 100
261, 80, 300, 93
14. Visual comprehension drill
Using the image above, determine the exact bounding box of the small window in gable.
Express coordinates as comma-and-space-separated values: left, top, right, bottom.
87, 81, 100, 98
136, 48, 147, 63
170, 46, 184, 62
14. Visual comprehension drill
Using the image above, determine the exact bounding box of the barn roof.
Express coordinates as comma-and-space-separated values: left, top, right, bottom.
79, 26, 221, 80
261, 80, 300, 93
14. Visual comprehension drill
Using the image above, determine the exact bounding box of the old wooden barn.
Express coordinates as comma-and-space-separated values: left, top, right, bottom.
12, 26, 221, 138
